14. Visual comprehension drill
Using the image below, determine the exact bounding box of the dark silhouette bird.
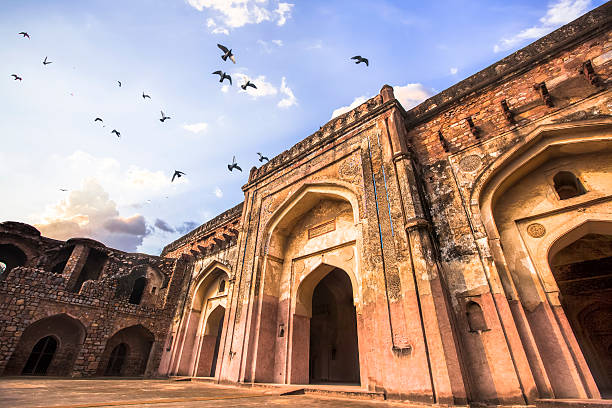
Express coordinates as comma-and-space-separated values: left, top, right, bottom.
19, 32, 30, 39
94, 117, 103, 123
43, 56, 52, 65
217, 44, 236, 63
59, 188, 68, 192
351, 55, 369, 66
228, 156, 242, 172
171, 170, 185, 182
241, 80, 257, 90
142, 92, 151, 99
117, 81, 122, 87
257, 152, 269, 162
111, 129, 120, 138
160, 110, 171, 122
11, 74, 22, 81
212, 71, 232, 84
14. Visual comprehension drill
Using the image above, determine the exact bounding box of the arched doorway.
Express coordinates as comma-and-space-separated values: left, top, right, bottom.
549, 232, 612, 397
105, 343, 128, 376
195, 305, 225, 377
98, 325, 154, 377
309, 268, 360, 384
0, 244, 27, 273
4, 314, 86, 376
22, 336, 58, 375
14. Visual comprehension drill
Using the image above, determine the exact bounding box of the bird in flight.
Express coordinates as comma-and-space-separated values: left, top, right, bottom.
228, 156, 242, 172
241, 80, 257, 90
160, 110, 171, 122
212, 71, 232, 85
117, 81, 122, 87
351, 55, 369, 66
59, 188, 68, 192
217, 44, 236, 64
257, 152, 269, 162
111, 129, 121, 138
19, 32, 30, 39
94, 117, 103, 123
171, 170, 185, 182
142, 92, 151, 99
11, 74, 22, 81
43, 56, 52, 65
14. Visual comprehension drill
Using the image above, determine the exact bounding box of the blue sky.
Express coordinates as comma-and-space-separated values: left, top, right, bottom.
0, 0, 605, 254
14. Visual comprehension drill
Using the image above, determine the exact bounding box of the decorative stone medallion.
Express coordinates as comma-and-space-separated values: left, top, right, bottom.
527, 223, 546, 238
459, 155, 483, 173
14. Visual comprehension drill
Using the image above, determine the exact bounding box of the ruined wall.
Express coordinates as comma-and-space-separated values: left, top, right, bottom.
0, 221, 189, 377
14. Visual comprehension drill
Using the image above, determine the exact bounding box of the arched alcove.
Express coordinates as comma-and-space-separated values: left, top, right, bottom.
98, 325, 154, 377
129, 277, 147, 305
4, 314, 86, 376
0, 244, 27, 274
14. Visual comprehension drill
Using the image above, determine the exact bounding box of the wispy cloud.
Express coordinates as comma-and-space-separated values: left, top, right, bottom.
183, 122, 209, 134
234, 73, 278, 98
214, 186, 223, 198
450, 67, 458, 75
277, 77, 297, 108
154, 218, 175, 233
187, 0, 294, 33
493, 0, 590, 53
331, 96, 369, 119
257, 39, 283, 53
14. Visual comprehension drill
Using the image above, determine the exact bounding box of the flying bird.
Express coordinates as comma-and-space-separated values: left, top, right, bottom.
171, 170, 185, 182
111, 129, 120, 138
160, 110, 171, 122
257, 152, 269, 162
227, 156, 242, 172
212, 71, 232, 85
142, 92, 151, 99
117, 81, 122, 87
217, 44, 236, 64
59, 188, 68, 192
241, 80, 257, 90
19, 32, 30, 39
43, 56, 52, 65
351, 55, 369, 66
94, 117, 103, 123
11, 74, 22, 81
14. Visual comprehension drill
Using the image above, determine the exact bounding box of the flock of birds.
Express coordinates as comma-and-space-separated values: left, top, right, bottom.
11, 31, 369, 190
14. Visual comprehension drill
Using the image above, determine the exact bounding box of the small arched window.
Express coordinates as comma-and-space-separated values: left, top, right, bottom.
553, 171, 586, 200
466, 301, 487, 332
129, 277, 147, 305
218, 279, 226, 293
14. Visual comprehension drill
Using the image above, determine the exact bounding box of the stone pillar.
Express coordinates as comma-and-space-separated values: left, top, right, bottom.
64, 244, 89, 290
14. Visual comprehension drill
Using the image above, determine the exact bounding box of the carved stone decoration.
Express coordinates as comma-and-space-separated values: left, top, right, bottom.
339, 154, 360, 181
459, 155, 483, 173
527, 223, 546, 238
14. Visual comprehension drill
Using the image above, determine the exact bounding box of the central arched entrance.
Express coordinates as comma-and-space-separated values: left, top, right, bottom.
549, 231, 612, 397
309, 268, 360, 384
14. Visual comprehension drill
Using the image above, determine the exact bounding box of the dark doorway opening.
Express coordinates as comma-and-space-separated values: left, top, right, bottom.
551, 233, 612, 397
209, 308, 225, 377
0, 244, 27, 274
309, 268, 360, 384
22, 336, 57, 375
129, 277, 147, 305
105, 343, 128, 376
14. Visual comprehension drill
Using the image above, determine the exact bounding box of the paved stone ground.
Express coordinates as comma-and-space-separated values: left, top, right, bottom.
0, 378, 416, 408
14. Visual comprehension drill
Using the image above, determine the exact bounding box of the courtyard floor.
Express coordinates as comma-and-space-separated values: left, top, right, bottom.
0, 378, 416, 408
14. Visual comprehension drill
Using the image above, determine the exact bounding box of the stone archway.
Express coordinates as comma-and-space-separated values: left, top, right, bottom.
307, 267, 360, 384
4, 314, 86, 376
172, 263, 229, 377
98, 325, 154, 377
548, 229, 612, 397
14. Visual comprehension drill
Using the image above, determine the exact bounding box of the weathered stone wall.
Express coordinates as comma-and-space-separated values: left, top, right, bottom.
0, 221, 189, 377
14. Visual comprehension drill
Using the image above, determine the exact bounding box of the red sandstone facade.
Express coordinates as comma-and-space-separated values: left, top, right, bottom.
2, 4, 612, 407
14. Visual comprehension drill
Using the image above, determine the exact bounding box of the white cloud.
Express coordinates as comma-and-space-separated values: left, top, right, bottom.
211, 27, 230, 35
35, 179, 150, 252
214, 186, 223, 198
275, 2, 294, 26
393, 83, 432, 110
331, 83, 432, 119
331, 96, 368, 119
272, 39, 283, 46
257, 39, 283, 53
183, 122, 209, 134
306, 40, 323, 50
207, 18, 216, 27
234, 73, 278, 98
277, 77, 297, 108
494, 0, 590, 53
221, 84, 230, 93
187, 0, 294, 31
450, 67, 458, 75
